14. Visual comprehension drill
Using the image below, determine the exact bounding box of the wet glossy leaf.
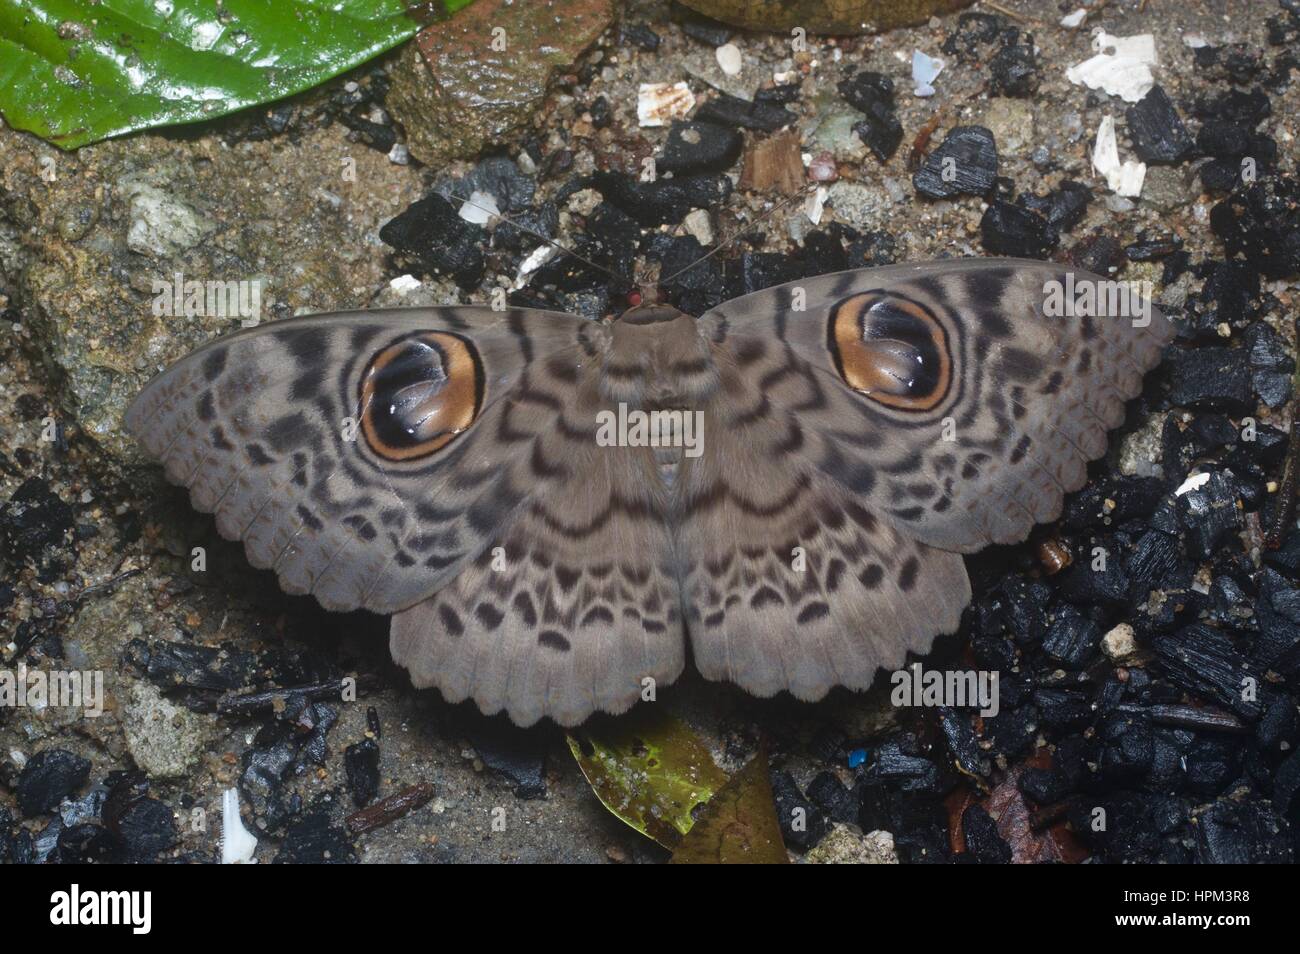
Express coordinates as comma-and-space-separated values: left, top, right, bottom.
567, 707, 727, 850
0, 0, 473, 149
670, 746, 788, 864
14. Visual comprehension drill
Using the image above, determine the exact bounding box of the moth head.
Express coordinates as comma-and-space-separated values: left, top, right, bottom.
826, 291, 952, 412
357, 331, 484, 461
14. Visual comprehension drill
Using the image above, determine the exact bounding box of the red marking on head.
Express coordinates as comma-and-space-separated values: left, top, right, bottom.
626, 291, 643, 307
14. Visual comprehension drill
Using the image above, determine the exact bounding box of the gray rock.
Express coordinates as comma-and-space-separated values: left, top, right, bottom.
122, 179, 215, 258
123, 681, 209, 778
827, 181, 886, 230
1141, 165, 1194, 212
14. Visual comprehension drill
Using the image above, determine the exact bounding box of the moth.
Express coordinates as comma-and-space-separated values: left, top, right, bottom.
126, 259, 1172, 726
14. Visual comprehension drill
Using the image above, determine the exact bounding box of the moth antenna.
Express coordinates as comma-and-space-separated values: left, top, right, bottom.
658, 184, 821, 286
438, 188, 630, 289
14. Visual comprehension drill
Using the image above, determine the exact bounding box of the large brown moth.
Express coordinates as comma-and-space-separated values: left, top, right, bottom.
126, 258, 1172, 726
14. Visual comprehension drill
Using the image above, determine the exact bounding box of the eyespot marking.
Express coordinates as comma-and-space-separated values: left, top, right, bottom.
358, 331, 484, 461
826, 292, 952, 412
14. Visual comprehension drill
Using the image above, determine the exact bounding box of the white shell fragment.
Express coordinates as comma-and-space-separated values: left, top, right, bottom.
1066, 31, 1158, 102
458, 190, 499, 225
1174, 471, 1212, 497
638, 82, 695, 127
805, 186, 828, 225
389, 274, 422, 294
1092, 115, 1147, 198
512, 244, 558, 289
911, 50, 945, 97
715, 43, 743, 77
221, 788, 257, 864
1060, 8, 1087, 28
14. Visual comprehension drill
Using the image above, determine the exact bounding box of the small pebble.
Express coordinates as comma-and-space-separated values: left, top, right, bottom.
715, 43, 742, 77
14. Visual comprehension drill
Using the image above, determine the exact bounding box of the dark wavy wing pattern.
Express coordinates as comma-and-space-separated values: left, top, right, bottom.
126, 307, 597, 615
698, 259, 1175, 552
130, 259, 1175, 725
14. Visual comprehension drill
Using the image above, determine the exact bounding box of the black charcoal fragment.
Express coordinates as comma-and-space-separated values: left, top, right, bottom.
1184, 735, 1240, 796
1153, 624, 1262, 720
273, 798, 357, 864
589, 170, 731, 225
983, 705, 1039, 759
1124, 86, 1194, 163
1211, 177, 1300, 279
379, 193, 485, 288
1245, 322, 1296, 408
1195, 797, 1291, 863
345, 739, 381, 808
1166, 347, 1255, 413
837, 72, 903, 161
845, 230, 898, 267
1017, 766, 1072, 804
56, 823, 123, 863
941, 12, 1005, 60
1033, 689, 1091, 731
961, 805, 1011, 862
1058, 555, 1130, 607
988, 38, 1040, 97
240, 727, 299, 832
1176, 471, 1242, 560
693, 92, 796, 132
769, 770, 827, 850
1274, 749, 1300, 816
1254, 569, 1300, 676
619, 23, 660, 51
1125, 232, 1183, 262
1099, 712, 1154, 783
657, 120, 743, 174
864, 737, 946, 794
112, 798, 177, 861
939, 706, 990, 778
980, 200, 1056, 258
0, 478, 77, 582
805, 772, 859, 825
1064, 231, 1124, 275
16, 749, 91, 817
755, 83, 801, 105
740, 251, 805, 295
1018, 180, 1091, 232
913, 126, 998, 198
1042, 610, 1101, 667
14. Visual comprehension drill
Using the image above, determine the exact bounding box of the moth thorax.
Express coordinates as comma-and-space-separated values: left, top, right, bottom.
603, 309, 719, 405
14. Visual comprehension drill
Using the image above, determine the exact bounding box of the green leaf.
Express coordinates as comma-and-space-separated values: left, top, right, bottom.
0, 0, 473, 149
567, 708, 728, 850
669, 746, 789, 864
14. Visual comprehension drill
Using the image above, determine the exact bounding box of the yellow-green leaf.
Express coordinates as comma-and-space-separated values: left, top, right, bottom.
567, 707, 727, 850
669, 746, 789, 864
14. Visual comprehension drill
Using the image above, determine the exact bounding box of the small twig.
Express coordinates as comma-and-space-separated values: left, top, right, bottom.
980, 1, 1044, 26
1264, 410, 1299, 549
214, 674, 381, 716
75, 567, 142, 603
1122, 702, 1248, 734
346, 782, 436, 836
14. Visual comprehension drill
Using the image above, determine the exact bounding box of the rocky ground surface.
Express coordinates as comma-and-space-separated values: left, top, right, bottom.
1, 0, 1299, 863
